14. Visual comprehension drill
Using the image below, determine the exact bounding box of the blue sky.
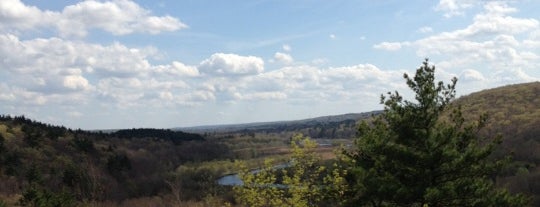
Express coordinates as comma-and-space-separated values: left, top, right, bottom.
1, 0, 539, 129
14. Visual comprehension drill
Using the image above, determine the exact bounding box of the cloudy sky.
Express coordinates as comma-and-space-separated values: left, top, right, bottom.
1, 0, 539, 129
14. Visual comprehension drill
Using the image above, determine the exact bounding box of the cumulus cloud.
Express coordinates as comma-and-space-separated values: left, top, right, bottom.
0, 34, 154, 78
199, 53, 264, 76
459, 69, 485, 82
0, 0, 187, 37
0, 0, 57, 31
153, 61, 200, 77
63, 75, 91, 91
435, 0, 475, 18
230, 64, 403, 102
376, 2, 540, 87
0, 33, 209, 108
373, 42, 408, 51
273, 52, 294, 65
176, 61, 407, 104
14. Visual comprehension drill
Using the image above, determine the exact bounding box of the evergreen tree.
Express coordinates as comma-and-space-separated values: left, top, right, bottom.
345, 59, 527, 206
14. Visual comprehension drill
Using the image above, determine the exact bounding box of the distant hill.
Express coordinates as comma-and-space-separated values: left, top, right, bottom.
177, 111, 382, 139
112, 128, 204, 144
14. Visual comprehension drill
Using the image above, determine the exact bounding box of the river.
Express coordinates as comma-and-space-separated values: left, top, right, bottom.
216, 163, 290, 186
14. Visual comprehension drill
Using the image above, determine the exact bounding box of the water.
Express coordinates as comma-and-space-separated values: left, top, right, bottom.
216, 163, 290, 186
217, 174, 243, 186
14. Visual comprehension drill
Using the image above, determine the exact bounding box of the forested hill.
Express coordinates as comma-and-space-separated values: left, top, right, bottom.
454, 81, 539, 143
112, 128, 204, 144
452, 81, 540, 203
0, 115, 230, 205
452, 81, 539, 160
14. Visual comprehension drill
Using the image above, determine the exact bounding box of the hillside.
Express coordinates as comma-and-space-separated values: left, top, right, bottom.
452, 82, 540, 203
0, 116, 232, 206
453, 82, 540, 160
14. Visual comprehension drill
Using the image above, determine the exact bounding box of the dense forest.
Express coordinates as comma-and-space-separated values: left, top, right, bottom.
0, 115, 235, 206
452, 82, 540, 204
0, 68, 538, 206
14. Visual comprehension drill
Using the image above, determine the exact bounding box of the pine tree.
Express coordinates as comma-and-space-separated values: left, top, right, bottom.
345, 59, 528, 206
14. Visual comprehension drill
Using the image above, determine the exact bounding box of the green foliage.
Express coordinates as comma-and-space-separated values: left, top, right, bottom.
2, 151, 21, 176
107, 153, 132, 180
25, 164, 43, 185
345, 59, 528, 206
0, 133, 4, 170
450, 81, 540, 204
169, 164, 221, 200
18, 186, 75, 207
71, 137, 95, 153
0, 115, 239, 204
234, 134, 344, 207
234, 158, 285, 207
112, 128, 204, 144
0, 133, 4, 152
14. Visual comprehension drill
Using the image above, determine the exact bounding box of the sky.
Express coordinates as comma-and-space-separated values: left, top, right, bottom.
0, 0, 539, 129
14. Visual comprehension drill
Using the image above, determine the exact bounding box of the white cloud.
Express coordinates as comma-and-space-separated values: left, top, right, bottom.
0, 33, 209, 108
0, 34, 155, 78
199, 53, 264, 76
373, 42, 408, 51
273, 52, 294, 65
0, 0, 58, 31
63, 75, 91, 91
236, 92, 288, 101
0, 0, 187, 37
181, 61, 407, 104
459, 69, 485, 82
282, 44, 291, 52
0, 84, 16, 102
380, 1, 539, 88
67, 111, 83, 118
153, 61, 200, 77
435, 0, 475, 18
329, 34, 336, 39
231, 64, 404, 102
